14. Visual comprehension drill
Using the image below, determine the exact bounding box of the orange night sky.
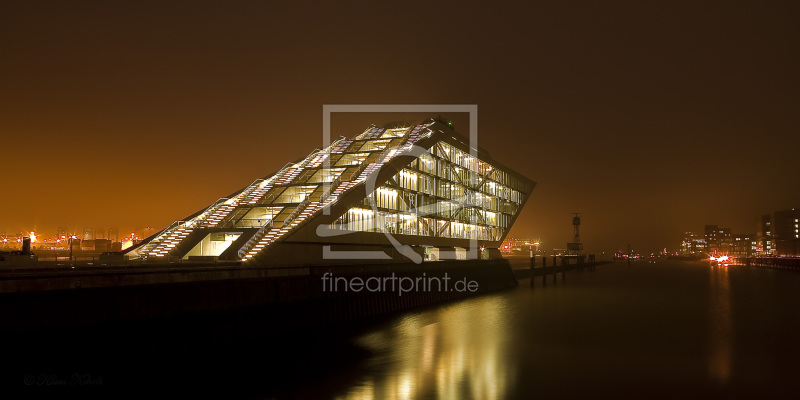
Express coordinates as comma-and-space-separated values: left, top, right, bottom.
1, 1, 799, 254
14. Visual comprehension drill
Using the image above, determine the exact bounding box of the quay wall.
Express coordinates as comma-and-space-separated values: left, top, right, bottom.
0, 259, 517, 340
741, 257, 800, 271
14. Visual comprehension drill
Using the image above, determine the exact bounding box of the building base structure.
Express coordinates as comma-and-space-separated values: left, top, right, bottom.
0, 259, 517, 340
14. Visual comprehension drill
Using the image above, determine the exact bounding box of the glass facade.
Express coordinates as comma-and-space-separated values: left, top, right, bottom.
129, 120, 534, 261
329, 140, 528, 242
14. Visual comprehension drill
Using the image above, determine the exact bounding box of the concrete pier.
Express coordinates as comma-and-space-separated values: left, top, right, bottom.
511, 256, 612, 284
741, 256, 800, 271
0, 259, 519, 339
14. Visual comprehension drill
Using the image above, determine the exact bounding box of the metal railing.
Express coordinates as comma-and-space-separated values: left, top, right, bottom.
137, 196, 231, 258
234, 142, 411, 262
237, 219, 275, 259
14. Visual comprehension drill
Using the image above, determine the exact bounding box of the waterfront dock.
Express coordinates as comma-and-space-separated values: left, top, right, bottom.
506, 255, 612, 286
0, 259, 519, 340
740, 256, 800, 271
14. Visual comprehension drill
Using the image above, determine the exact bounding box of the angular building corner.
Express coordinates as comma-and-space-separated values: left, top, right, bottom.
124, 119, 536, 266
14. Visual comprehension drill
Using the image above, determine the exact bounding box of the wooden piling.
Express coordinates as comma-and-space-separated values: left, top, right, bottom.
530, 256, 535, 288
542, 267, 546, 286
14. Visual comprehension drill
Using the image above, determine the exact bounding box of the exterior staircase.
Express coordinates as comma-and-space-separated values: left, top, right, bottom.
239, 143, 408, 263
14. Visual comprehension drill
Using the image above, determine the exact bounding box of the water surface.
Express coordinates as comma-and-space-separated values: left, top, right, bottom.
327, 261, 800, 399
9, 260, 799, 399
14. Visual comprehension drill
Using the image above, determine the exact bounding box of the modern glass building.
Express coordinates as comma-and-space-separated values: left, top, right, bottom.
125, 119, 535, 265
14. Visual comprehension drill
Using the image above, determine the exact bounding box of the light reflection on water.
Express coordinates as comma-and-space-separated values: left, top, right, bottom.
327, 261, 800, 400
708, 265, 731, 384
338, 295, 513, 400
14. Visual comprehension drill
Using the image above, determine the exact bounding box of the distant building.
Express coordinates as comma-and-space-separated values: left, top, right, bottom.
773, 209, 800, 256
108, 228, 119, 242
83, 227, 94, 241
697, 225, 757, 256
704, 225, 718, 251
80, 239, 112, 252
680, 232, 706, 255
500, 237, 537, 254
80, 239, 93, 251
730, 233, 756, 257
111, 241, 122, 252
704, 225, 731, 254
756, 214, 774, 255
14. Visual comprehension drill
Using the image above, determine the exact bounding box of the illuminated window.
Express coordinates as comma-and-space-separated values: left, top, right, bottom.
336, 153, 369, 166
233, 207, 283, 228
326, 139, 525, 244
183, 232, 243, 259
359, 139, 392, 152
274, 186, 317, 203
380, 128, 409, 138
307, 168, 345, 183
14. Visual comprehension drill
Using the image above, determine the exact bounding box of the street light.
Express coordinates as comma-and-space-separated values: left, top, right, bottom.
68, 235, 78, 264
